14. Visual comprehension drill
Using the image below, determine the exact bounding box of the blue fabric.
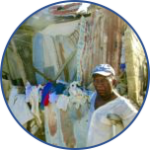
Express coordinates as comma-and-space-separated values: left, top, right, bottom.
40, 82, 54, 109
25, 83, 32, 102
63, 88, 70, 96
49, 92, 58, 104
55, 83, 66, 95
33, 33, 45, 84
120, 63, 126, 71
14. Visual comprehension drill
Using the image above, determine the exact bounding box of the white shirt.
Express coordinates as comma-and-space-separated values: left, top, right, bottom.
87, 96, 138, 146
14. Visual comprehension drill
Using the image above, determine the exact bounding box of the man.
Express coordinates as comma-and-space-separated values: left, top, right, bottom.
87, 64, 137, 146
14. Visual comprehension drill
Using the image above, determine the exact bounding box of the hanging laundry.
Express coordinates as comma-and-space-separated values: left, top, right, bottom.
41, 82, 54, 108
63, 88, 70, 96
71, 106, 90, 148
8, 86, 18, 106
25, 81, 33, 103
44, 94, 49, 106
55, 83, 66, 95
26, 85, 43, 127
44, 83, 91, 147
66, 97, 90, 147
68, 81, 89, 109
59, 110, 76, 148
8, 86, 34, 125
49, 92, 58, 104
44, 104, 66, 147
56, 95, 69, 111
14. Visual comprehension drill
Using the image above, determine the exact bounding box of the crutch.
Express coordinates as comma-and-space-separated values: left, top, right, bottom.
107, 113, 123, 137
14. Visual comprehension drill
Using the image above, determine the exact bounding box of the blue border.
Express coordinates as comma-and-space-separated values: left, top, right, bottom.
0, 0, 150, 150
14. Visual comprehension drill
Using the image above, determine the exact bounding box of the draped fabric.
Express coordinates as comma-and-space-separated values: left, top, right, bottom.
33, 12, 107, 86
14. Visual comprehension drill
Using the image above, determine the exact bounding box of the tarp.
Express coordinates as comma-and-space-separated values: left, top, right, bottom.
33, 19, 80, 84
33, 11, 107, 86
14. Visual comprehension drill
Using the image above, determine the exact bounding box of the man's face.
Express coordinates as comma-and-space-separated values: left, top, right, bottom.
93, 74, 113, 97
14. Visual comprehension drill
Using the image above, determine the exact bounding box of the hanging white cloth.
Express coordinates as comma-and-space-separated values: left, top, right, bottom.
8, 86, 34, 125
56, 95, 69, 111
68, 81, 89, 109
26, 85, 43, 127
